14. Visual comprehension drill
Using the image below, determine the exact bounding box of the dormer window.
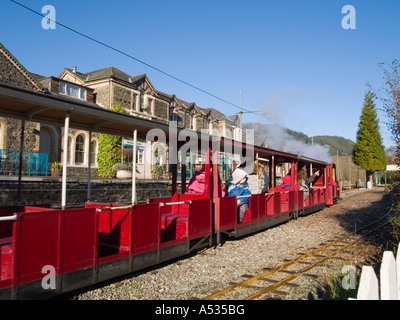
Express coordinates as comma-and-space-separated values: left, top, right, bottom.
59, 81, 86, 100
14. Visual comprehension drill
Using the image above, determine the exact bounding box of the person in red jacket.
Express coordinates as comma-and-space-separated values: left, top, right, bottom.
187, 164, 225, 196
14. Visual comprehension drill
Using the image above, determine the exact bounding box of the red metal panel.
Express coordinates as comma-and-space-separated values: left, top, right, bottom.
217, 197, 237, 231
327, 187, 333, 203
188, 198, 212, 240
274, 192, 282, 215
257, 194, 266, 221
132, 203, 160, 255
320, 188, 326, 203
98, 208, 112, 234
147, 198, 174, 214
314, 190, 320, 205
0, 206, 53, 236
250, 195, 260, 221
62, 208, 98, 273
297, 191, 304, 211
303, 194, 309, 208
16, 210, 61, 284
288, 191, 295, 213
98, 207, 131, 254
160, 213, 188, 241
266, 194, 274, 216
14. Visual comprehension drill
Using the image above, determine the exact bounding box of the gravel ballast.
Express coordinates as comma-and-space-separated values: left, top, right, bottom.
64, 188, 393, 301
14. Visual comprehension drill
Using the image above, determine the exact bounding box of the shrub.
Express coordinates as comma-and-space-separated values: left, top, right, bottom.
112, 163, 132, 171
153, 164, 165, 179
97, 105, 129, 178
49, 161, 62, 170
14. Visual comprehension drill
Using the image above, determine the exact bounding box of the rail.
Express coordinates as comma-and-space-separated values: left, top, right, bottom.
159, 200, 192, 206
86, 201, 195, 212
202, 203, 393, 300
95, 205, 133, 213
0, 215, 17, 221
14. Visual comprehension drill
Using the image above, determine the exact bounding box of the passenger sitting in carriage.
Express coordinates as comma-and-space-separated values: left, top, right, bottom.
241, 160, 269, 194
226, 168, 251, 223
298, 164, 320, 200
279, 170, 296, 190
187, 163, 225, 196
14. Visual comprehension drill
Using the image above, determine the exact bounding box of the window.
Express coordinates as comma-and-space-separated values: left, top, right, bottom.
132, 93, 137, 112
137, 148, 144, 164
90, 141, 96, 165
191, 116, 196, 130
59, 81, 86, 100
169, 108, 177, 124
124, 146, 144, 164
67, 137, 72, 164
146, 96, 154, 114
75, 134, 85, 164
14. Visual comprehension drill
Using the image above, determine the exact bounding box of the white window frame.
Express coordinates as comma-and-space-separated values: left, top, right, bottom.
59, 81, 87, 100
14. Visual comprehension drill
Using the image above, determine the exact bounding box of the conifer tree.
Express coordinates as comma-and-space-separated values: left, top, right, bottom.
353, 91, 387, 185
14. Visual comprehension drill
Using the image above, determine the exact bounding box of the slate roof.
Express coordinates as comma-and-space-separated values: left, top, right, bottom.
63, 66, 147, 85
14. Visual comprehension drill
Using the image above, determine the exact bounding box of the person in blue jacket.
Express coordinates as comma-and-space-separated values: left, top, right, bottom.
227, 167, 252, 223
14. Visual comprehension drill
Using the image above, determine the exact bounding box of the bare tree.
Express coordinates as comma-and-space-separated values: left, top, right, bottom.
377, 60, 400, 146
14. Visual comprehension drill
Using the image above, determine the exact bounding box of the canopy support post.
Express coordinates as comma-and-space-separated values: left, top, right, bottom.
131, 128, 137, 205
87, 130, 92, 201
17, 119, 25, 205
61, 112, 70, 209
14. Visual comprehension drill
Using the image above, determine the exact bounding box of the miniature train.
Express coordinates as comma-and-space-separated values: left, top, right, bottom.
0, 136, 339, 300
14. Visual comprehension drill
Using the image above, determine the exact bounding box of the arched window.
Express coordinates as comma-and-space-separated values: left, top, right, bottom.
90, 140, 96, 165
67, 137, 72, 164
0, 120, 5, 150
75, 134, 85, 164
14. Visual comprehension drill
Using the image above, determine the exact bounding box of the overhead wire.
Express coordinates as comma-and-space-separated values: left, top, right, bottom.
10, 0, 253, 113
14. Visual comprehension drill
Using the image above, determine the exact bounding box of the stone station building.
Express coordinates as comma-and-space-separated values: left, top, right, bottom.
0, 42, 242, 180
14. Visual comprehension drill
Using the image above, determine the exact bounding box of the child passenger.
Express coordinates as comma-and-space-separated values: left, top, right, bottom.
226, 168, 251, 223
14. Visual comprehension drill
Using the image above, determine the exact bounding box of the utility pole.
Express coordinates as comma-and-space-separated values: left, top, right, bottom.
235, 91, 262, 142
239, 91, 243, 141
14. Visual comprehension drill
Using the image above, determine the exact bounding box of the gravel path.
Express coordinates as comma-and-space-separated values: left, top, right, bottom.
64, 187, 393, 301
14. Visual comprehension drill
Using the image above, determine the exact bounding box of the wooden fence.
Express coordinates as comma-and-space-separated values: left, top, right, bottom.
351, 243, 400, 300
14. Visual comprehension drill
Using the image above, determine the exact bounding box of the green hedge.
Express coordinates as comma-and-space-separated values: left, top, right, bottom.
96, 105, 128, 177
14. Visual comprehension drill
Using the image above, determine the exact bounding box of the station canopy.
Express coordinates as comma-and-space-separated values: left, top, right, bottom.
0, 82, 171, 139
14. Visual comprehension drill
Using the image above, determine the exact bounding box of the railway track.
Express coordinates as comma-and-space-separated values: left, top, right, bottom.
201, 203, 392, 300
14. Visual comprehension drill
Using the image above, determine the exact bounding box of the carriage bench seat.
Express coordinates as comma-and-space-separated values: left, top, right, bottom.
0, 236, 12, 254
160, 213, 188, 241
0, 236, 13, 281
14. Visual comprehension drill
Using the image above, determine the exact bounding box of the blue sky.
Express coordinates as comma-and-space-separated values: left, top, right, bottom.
1, 0, 399, 149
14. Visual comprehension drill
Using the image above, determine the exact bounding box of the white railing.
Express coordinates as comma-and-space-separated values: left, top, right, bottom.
159, 200, 192, 206
0, 215, 17, 222
351, 243, 400, 300
95, 205, 133, 213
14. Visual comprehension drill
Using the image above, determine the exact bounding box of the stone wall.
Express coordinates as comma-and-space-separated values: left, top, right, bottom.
0, 50, 41, 152
1, 117, 39, 152
0, 179, 173, 207
113, 84, 131, 110
154, 100, 168, 121
0, 50, 36, 91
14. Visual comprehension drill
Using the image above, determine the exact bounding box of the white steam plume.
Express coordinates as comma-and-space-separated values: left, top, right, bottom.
252, 86, 332, 163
